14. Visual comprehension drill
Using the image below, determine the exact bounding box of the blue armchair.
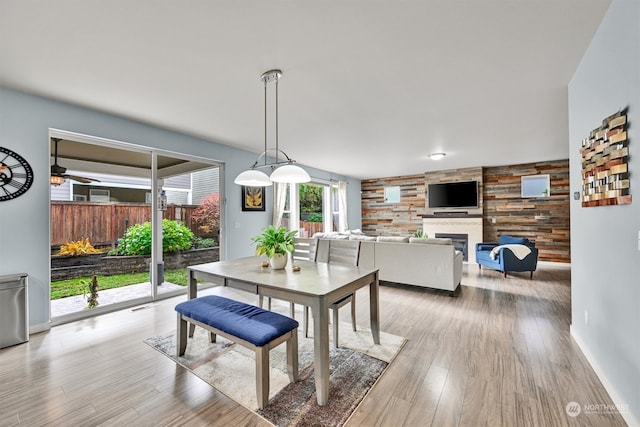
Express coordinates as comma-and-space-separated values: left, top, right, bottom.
475, 235, 538, 278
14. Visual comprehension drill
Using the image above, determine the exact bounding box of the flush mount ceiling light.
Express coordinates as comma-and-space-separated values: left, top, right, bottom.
234, 69, 311, 187
428, 152, 447, 160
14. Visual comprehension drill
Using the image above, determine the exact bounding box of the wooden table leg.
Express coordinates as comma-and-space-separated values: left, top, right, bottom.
369, 271, 381, 345
312, 298, 330, 406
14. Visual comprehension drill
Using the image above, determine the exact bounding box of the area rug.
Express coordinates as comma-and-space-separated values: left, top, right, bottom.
145, 318, 405, 427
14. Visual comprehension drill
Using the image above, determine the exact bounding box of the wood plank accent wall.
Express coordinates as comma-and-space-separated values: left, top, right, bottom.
361, 161, 571, 263
361, 174, 426, 236
483, 160, 570, 263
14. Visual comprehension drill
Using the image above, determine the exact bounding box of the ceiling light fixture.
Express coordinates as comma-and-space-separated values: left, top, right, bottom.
234, 69, 311, 187
428, 152, 446, 160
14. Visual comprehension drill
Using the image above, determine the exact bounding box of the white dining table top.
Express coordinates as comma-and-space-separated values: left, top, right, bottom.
188, 256, 378, 297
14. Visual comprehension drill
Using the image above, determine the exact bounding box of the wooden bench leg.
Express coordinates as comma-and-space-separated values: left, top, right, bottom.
286, 330, 298, 383
177, 313, 188, 357
255, 346, 270, 409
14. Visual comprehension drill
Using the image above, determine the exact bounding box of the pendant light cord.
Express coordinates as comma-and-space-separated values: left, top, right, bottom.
275, 78, 279, 163
264, 79, 268, 167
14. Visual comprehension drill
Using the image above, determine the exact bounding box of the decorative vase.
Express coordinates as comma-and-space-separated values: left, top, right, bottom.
269, 253, 288, 270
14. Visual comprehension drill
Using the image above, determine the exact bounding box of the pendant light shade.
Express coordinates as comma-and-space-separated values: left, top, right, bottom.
270, 164, 311, 183
234, 169, 273, 187
234, 69, 311, 187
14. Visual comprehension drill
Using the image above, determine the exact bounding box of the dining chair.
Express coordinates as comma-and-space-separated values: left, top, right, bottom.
259, 237, 318, 317
304, 239, 360, 348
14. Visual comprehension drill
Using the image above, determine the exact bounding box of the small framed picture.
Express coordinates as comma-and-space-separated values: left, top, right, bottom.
242, 186, 265, 211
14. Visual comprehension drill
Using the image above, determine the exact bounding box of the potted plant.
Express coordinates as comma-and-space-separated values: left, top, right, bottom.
414, 229, 428, 238
252, 225, 297, 269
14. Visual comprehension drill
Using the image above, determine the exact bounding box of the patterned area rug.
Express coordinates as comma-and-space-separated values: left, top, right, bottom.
145, 319, 405, 427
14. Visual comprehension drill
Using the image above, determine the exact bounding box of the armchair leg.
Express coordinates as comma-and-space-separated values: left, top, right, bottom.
503, 271, 507, 278
530, 271, 534, 279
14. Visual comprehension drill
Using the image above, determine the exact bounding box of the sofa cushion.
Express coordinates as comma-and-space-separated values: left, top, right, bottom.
499, 235, 530, 245
313, 232, 348, 240
349, 234, 377, 241
409, 237, 452, 245
377, 236, 410, 243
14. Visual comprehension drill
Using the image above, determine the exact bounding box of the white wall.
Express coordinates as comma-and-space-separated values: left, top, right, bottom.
568, 0, 640, 424
0, 88, 361, 331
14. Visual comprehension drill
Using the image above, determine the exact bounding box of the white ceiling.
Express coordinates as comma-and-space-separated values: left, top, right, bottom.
0, 0, 611, 179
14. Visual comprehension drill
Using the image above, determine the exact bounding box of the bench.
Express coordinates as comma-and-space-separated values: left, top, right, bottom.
175, 295, 299, 409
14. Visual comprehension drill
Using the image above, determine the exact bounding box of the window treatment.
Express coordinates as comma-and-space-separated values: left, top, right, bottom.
272, 182, 288, 228
338, 181, 348, 232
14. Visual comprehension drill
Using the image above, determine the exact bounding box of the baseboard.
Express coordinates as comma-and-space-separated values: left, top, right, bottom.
570, 326, 639, 427
29, 321, 51, 335
463, 260, 570, 268
537, 260, 571, 268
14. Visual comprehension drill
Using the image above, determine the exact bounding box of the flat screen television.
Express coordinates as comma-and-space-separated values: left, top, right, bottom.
428, 180, 479, 209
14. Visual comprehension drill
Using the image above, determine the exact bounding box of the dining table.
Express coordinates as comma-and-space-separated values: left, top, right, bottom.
187, 256, 381, 406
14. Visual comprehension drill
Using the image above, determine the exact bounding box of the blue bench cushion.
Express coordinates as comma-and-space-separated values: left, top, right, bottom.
175, 295, 299, 347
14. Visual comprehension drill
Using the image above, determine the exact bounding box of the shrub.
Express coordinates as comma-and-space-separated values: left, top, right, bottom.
192, 237, 217, 248
191, 193, 220, 235
117, 219, 194, 255
58, 238, 102, 256
307, 213, 323, 222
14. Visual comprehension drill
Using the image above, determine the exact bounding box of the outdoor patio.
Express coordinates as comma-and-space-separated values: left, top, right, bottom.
50, 281, 185, 317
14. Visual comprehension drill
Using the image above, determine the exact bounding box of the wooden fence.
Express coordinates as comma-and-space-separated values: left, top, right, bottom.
281, 219, 326, 237
51, 202, 207, 247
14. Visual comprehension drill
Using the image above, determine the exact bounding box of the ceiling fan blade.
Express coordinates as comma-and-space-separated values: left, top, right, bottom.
66, 175, 101, 184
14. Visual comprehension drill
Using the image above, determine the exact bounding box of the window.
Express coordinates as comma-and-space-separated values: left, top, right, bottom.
280, 181, 346, 237
521, 174, 550, 198
384, 186, 401, 203
89, 189, 110, 202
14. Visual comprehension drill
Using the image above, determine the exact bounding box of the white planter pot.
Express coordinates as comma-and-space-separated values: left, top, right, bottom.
269, 253, 288, 270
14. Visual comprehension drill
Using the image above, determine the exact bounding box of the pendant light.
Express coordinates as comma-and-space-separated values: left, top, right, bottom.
234, 69, 311, 187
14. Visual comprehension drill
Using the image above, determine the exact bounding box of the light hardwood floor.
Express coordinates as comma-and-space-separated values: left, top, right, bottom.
0, 264, 628, 426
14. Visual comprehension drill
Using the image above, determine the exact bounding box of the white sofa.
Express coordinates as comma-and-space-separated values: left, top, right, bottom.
311, 234, 463, 295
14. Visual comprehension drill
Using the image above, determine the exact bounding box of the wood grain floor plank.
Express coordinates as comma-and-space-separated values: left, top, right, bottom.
0, 264, 629, 426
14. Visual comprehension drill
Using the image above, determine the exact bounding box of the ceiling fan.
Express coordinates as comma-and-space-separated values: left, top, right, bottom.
50, 138, 101, 186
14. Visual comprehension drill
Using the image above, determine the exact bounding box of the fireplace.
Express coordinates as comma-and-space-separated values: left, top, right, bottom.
423, 216, 482, 264
436, 233, 469, 261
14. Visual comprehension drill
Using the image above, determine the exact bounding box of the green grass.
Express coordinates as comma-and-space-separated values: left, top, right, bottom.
51, 268, 188, 300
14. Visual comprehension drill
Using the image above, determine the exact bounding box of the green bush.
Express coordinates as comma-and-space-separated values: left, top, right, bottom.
116, 219, 194, 255
307, 213, 323, 222
192, 236, 217, 248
